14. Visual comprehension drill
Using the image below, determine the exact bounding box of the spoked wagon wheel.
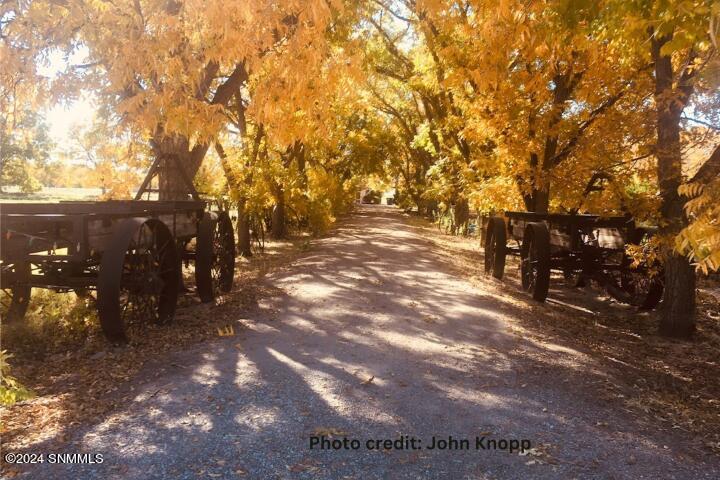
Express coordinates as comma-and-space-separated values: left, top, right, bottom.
196, 211, 236, 302
606, 228, 663, 310
98, 218, 180, 342
520, 222, 551, 302
0, 262, 31, 323
484, 217, 507, 279
563, 230, 595, 288
606, 267, 664, 310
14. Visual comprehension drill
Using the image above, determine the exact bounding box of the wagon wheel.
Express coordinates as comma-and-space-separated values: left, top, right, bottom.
97, 218, 180, 342
605, 228, 664, 310
563, 230, 596, 288
0, 262, 31, 323
608, 266, 664, 309
484, 217, 507, 279
520, 222, 551, 302
196, 211, 236, 302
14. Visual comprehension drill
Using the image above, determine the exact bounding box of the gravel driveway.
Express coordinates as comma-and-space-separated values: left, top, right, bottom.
17, 206, 720, 479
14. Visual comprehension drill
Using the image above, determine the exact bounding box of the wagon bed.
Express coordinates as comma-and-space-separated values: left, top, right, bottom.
2, 200, 204, 259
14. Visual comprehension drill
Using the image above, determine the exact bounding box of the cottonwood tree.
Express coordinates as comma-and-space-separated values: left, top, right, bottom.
213, 6, 366, 239
597, 0, 719, 337
415, 0, 655, 215
5, 0, 719, 339
5, 0, 350, 199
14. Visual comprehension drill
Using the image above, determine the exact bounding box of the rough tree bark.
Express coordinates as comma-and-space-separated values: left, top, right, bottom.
154, 63, 249, 199
651, 32, 696, 338
154, 136, 207, 201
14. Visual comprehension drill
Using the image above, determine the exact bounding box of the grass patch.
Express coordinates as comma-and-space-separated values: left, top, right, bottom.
2, 291, 100, 362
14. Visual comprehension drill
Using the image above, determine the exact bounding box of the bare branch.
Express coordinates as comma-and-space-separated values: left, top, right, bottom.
681, 116, 720, 131
371, 0, 413, 23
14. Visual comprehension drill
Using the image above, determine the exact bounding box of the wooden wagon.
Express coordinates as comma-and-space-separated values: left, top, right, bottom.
0, 156, 235, 342
484, 212, 663, 308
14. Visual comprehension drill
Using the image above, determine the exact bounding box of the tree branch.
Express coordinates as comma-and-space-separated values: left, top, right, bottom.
210, 62, 248, 106
196, 61, 219, 101
367, 16, 413, 73
548, 83, 633, 168
374, 65, 409, 82
681, 116, 720, 131
371, 0, 413, 23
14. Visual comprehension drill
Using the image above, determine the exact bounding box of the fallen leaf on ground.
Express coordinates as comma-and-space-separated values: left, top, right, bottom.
217, 325, 235, 337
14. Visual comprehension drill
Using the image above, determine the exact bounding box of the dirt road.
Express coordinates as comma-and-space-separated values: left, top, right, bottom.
19, 206, 720, 479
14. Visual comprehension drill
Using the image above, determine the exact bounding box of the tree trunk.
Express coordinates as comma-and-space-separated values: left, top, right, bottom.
655, 109, 696, 336
454, 197, 470, 234
153, 134, 211, 201
656, 110, 696, 336
532, 187, 550, 214
271, 185, 286, 239
659, 254, 696, 337
159, 164, 193, 200
522, 184, 550, 213
213, 141, 252, 256
422, 198, 437, 218
236, 200, 252, 257
652, 32, 696, 337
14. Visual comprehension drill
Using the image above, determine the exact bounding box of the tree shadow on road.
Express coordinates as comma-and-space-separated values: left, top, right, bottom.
12, 206, 720, 479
